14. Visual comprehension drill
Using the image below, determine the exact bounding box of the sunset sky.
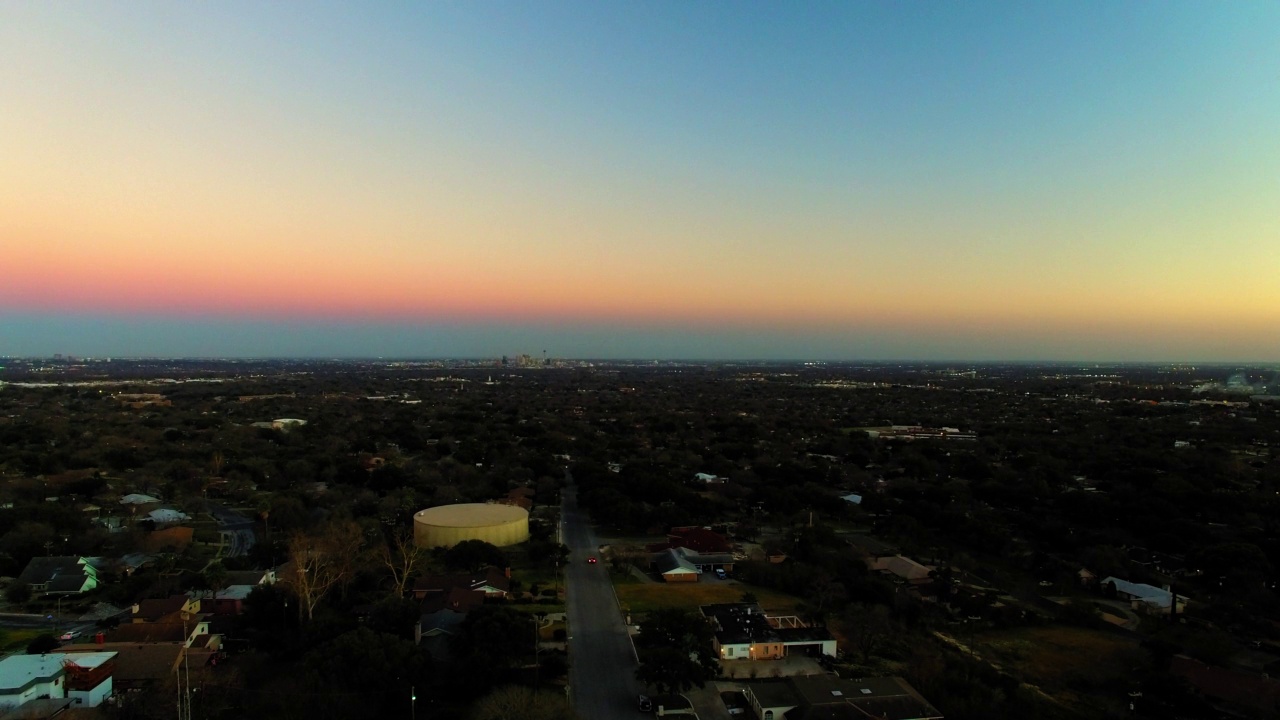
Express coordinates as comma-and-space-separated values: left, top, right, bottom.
2, 2, 1277, 361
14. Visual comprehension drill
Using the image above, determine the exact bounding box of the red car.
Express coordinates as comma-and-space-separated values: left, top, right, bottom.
587, 556, 597, 564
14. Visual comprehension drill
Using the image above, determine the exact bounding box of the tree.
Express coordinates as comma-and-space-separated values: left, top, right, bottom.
288, 521, 364, 622
26, 634, 59, 654
451, 605, 530, 670
843, 604, 893, 664
200, 561, 228, 599
303, 626, 431, 718
633, 609, 720, 696
443, 539, 507, 573
472, 686, 579, 720
379, 528, 426, 598
606, 544, 646, 573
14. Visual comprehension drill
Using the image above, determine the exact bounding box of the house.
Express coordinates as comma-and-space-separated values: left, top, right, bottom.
145, 508, 190, 525
1102, 577, 1189, 614
654, 549, 700, 583
870, 555, 934, 584
108, 597, 215, 651
62, 644, 182, 692
0, 652, 117, 710
112, 553, 155, 576
206, 585, 256, 615
104, 621, 207, 646
702, 603, 837, 661
131, 595, 199, 624
743, 675, 943, 720
414, 573, 505, 657
418, 606, 469, 659
648, 542, 734, 577
15, 557, 98, 596
412, 567, 510, 601
118, 494, 160, 506
223, 569, 276, 587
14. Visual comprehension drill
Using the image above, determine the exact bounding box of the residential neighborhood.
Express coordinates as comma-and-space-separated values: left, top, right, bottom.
0, 358, 1276, 720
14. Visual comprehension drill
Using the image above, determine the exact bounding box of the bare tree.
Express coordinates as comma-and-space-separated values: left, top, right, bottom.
379, 528, 426, 598
287, 521, 364, 622
607, 544, 646, 573
844, 603, 894, 664
472, 685, 578, 720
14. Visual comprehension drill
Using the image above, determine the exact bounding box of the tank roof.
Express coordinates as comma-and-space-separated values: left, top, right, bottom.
414, 503, 528, 527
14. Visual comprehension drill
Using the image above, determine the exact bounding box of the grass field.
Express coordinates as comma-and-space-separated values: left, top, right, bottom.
974, 625, 1142, 714
0, 628, 44, 653
613, 581, 802, 615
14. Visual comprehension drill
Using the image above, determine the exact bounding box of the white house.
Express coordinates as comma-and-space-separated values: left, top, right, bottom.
1103, 576, 1189, 614
0, 652, 117, 710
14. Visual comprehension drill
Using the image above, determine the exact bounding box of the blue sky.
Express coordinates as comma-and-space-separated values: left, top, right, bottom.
2, 2, 1277, 360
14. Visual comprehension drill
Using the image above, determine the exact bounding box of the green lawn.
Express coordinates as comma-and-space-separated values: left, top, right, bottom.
613, 581, 802, 615
0, 628, 45, 653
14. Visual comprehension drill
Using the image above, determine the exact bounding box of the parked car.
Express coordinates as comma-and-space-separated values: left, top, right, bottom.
638, 695, 653, 712
715, 568, 728, 579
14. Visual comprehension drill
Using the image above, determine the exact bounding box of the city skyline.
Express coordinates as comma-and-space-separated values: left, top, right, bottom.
3, 3, 1278, 361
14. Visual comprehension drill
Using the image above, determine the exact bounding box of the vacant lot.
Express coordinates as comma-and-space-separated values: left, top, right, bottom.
975, 625, 1142, 715
614, 581, 801, 615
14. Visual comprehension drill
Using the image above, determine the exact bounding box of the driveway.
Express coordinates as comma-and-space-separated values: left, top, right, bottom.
1088, 598, 1141, 630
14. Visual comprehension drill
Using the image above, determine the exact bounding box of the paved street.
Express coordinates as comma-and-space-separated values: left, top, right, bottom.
563, 484, 647, 720
205, 501, 256, 558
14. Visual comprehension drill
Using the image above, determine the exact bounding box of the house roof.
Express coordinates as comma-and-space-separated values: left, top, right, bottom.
873, 555, 933, 581
63, 644, 182, 683
104, 622, 192, 644
134, 596, 191, 622
421, 586, 485, 614
16, 557, 94, 592
212, 585, 256, 601
223, 569, 273, 587
654, 549, 699, 576
788, 675, 944, 720
702, 603, 779, 645
414, 567, 510, 595
420, 609, 468, 635
669, 527, 732, 554
147, 508, 190, 523
749, 679, 800, 709
0, 697, 75, 719
120, 494, 160, 505
0, 654, 68, 692
1101, 577, 1187, 608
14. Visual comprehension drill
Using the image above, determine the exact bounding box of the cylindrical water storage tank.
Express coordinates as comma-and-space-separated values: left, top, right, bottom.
413, 503, 530, 549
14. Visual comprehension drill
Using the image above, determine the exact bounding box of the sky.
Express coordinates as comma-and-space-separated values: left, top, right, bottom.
2, 2, 1278, 361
